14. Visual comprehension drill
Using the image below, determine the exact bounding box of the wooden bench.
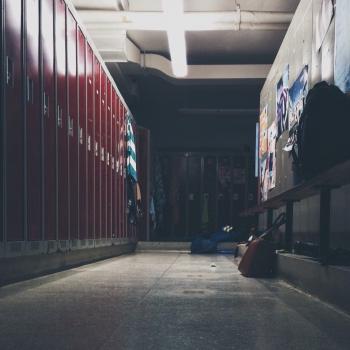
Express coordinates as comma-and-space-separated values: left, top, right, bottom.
242, 159, 350, 264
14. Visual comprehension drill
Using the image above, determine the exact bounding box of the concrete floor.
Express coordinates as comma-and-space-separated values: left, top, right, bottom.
1, 253, 350, 350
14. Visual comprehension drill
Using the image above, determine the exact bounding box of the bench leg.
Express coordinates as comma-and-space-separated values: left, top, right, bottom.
267, 208, 273, 229
319, 188, 331, 265
285, 201, 294, 252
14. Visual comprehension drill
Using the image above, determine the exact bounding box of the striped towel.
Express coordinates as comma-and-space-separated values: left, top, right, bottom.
126, 114, 137, 182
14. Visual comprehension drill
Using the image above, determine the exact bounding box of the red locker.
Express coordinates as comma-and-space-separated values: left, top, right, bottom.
42, 0, 56, 241
100, 70, 107, 239
111, 91, 117, 238
107, 79, 112, 239
78, 28, 87, 240
26, 0, 42, 241
86, 44, 94, 240
123, 106, 127, 238
4, 0, 25, 241
115, 96, 121, 238
56, 0, 69, 241
67, 10, 78, 240
94, 56, 101, 240
117, 99, 123, 238
119, 102, 126, 238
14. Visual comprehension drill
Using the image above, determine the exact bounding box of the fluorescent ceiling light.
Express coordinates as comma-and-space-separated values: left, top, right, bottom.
162, 0, 187, 77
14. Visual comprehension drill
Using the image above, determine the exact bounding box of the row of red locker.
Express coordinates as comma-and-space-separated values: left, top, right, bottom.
0, 0, 135, 242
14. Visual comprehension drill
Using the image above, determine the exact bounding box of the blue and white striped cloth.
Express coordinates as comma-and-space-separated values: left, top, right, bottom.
126, 113, 137, 182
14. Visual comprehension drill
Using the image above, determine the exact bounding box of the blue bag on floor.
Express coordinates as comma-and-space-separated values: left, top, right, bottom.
211, 231, 243, 243
191, 238, 217, 254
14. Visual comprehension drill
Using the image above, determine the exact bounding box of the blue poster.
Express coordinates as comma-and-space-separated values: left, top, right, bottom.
335, 0, 350, 93
288, 66, 308, 130
276, 65, 289, 138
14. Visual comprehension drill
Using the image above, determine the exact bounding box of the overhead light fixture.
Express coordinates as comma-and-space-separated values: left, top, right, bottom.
162, 0, 188, 77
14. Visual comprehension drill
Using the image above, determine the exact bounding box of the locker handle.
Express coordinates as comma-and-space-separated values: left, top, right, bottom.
26, 77, 34, 104
57, 106, 62, 128
6, 57, 14, 86
79, 127, 84, 145
43, 92, 49, 116
95, 142, 99, 157
101, 147, 105, 161
68, 117, 74, 137
87, 135, 91, 151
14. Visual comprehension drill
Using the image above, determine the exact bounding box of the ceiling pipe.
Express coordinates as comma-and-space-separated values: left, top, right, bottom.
77, 10, 293, 31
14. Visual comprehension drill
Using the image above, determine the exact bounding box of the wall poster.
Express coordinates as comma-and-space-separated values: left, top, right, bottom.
288, 65, 309, 130
259, 106, 268, 158
267, 122, 277, 190
260, 156, 269, 202
259, 106, 269, 201
276, 65, 289, 138
335, 0, 350, 93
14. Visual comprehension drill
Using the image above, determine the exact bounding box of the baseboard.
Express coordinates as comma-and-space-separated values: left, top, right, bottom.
277, 253, 350, 314
0, 242, 136, 286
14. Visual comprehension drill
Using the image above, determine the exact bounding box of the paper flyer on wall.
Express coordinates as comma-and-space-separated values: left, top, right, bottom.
288, 66, 308, 130
268, 122, 277, 190
259, 106, 269, 202
335, 0, 350, 93
259, 106, 268, 158
276, 65, 289, 138
283, 65, 309, 152
260, 155, 269, 202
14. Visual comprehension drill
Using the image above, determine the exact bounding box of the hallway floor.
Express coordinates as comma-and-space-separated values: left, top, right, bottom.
1, 252, 350, 350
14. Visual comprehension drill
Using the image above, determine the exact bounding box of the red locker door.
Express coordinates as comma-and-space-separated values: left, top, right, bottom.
56, 0, 69, 241
94, 56, 101, 240
42, 0, 56, 241
67, 10, 78, 240
86, 44, 94, 240
78, 28, 87, 240
100, 70, 107, 239
117, 99, 123, 238
26, 0, 42, 241
106, 79, 112, 239
4, 0, 25, 241
111, 91, 117, 239
115, 96, 121, 238
123, 106, 128, 238
119, 103, 126, 238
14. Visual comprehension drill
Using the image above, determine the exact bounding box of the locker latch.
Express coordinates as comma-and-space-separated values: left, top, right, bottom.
68, 117, 74, 137
57, 106, 63, 127
107, 153, 110, 166
79, 128, 84, 144
87, 135, 91, 151
43, 93, 49, 116
6, 57, 13, 87
26, 77, 34, 104
95, 142, 99, 157
112, 157, 115, 170
101, 147, 105, 161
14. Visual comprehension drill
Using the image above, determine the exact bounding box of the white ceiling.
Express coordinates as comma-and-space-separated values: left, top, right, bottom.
72, 0, 301, 65
71, 0, 301, 117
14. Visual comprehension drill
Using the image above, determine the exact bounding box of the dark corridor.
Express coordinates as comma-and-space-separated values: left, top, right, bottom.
154, 152, 257, 241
